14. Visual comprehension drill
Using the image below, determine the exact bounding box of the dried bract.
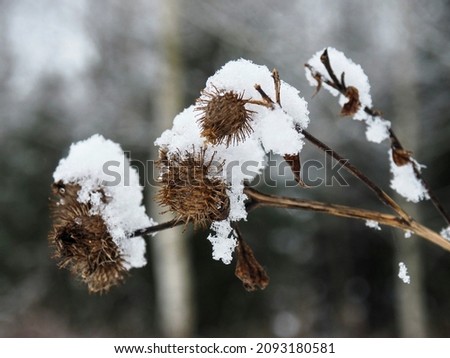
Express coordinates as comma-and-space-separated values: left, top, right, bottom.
48, 182, 126, 293
235, 234, 269, 291
196, 87, 255, 146
157, 149, 230, 228
341, 86, 360, 116
392, 147, 412, 167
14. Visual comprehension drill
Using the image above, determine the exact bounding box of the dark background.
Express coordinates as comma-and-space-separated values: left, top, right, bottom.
1, 0, 449, 337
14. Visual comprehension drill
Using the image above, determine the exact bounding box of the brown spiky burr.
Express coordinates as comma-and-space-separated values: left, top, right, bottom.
196, 87, 256, 147
157, 148, 230, 228
48, 182, 127, 293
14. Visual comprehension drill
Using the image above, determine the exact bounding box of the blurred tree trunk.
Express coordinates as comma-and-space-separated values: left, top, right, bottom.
391, 1, 427, 338
149, 0, 195, 337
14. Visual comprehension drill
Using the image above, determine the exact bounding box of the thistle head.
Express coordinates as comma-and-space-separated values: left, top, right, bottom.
48, 181, 127, 293
196, 87, 255, 147
157, 148, 230, 228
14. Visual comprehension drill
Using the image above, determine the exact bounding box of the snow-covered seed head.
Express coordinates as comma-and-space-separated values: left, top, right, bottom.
157, 149, 230, 228
196, 87, 255, 147
48, 182, 126, 293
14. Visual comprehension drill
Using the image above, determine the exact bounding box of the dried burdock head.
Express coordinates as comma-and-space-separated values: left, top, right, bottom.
340, 86, 361, 116
196, 87, 256, 147
48, 181, 126, 293
234, 227, 269, 291
157, 148, 230, 228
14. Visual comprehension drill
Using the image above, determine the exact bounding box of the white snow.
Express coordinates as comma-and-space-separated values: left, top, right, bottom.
389, 150, 429, 203
398, 262, 411, 284
305, 47, 392, 144
365, 117, 391, 143
404, 230, 412, 238
441, 226, 450, 242
305, 47, 372, 113
207, 220, 237, 265
155, 59, 310, 264
53, 134, 154, 269
365, 220, 381, 231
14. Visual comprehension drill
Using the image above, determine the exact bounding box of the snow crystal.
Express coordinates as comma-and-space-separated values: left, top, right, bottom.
53, 134, 154, 269
389, 149, 429, 203
207, 221, 237, 265
365, 220, 381, 231
155, 59, 310, 264
398, 262, 411, 284
441, 226, 450, 242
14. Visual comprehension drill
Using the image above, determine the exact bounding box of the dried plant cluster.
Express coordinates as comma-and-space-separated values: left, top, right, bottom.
49, 48, 450, 294
157, 149, 230, 228
48, 181, 126, 293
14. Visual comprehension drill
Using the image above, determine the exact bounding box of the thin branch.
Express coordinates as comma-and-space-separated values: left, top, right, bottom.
131, 219, 183, 238
305, 50, 450, 226
243, 186, 450, 252
272, 69, 282, 106
300, 128, 412, 224
320, 49, 345, 91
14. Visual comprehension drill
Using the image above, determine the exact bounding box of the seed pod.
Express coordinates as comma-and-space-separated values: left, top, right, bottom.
196, 87, 255, 147
48, 182, 126, 293
157, 148, 230, 228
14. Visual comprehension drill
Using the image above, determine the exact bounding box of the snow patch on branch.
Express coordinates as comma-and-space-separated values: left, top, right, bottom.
305, 47, 390, 143
388, 150, 429, 203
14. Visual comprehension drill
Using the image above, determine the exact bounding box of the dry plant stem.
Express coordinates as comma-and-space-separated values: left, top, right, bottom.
306, 50, 450, 226
243, 186, 450, 252
272, 69, 281, 106
132, 219, 183, 237
300, 128, 412, 224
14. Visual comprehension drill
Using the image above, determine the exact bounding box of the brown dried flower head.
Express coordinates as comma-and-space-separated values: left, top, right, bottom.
157, 148, 230, 228
196, 87, 255, 146
48, 181, 126, 293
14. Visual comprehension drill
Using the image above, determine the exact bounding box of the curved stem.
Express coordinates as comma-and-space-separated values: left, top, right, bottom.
243, 186, 450, 252
301, 128, 412, 224
306, 52, 450, 226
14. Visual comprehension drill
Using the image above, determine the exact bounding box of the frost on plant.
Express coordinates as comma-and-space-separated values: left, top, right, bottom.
389, 149, 429, 203
49, 134, 154, 292
305, 47, 431, 203
398, 262, 411, 284
155, 59, 310, 265
305, 47, 391, 143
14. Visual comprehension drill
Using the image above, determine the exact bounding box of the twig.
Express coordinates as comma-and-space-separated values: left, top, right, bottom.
300, 128, 412, 224
305, 49, 450, 226
131, 219, 183, 238
243, 186, 450, 252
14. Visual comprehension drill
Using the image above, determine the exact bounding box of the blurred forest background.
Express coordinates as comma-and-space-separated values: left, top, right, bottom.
1, 0, 450, 337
